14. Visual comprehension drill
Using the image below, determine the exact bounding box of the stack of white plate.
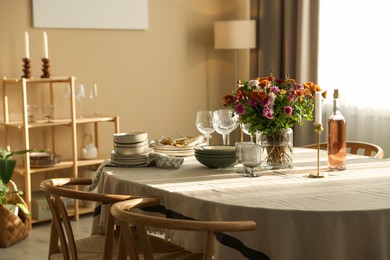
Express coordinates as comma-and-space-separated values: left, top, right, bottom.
111, 132, 153, 166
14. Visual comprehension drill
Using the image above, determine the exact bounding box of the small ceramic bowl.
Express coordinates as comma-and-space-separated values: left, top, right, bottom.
113, 145, 146, 155
113, 132, 147, 144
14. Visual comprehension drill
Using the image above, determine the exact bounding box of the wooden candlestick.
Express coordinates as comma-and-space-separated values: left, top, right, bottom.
41, 58, 51, 78
22, 58, 32, 79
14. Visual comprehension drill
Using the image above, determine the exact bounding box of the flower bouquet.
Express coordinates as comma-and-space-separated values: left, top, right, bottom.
223, 74, 325, 168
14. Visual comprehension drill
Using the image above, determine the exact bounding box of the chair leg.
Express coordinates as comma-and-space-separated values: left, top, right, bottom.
103, 209, 116, 260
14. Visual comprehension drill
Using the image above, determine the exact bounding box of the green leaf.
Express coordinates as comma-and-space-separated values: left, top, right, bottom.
0, 159, 16, 184
16, 203, 30, 215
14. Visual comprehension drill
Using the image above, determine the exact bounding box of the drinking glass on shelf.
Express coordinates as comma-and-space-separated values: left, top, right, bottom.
241, 143, 262, 177
212, 109, 238, 145
241, 123, 254, 142
43, 104, 54, 122
27, 105, 37, 123
196, 111, 215, 145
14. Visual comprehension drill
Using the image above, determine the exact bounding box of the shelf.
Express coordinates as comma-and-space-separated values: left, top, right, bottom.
31, 206, 94, 224
2, 75, 119, 225
1, 115, 118, 129
13, 155, 109, 175
2, 76, 74, 85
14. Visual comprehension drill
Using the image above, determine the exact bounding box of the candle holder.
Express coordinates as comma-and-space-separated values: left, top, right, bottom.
41, 58, 51, 78
22, 58, 32, 79
309, 123, 325, 178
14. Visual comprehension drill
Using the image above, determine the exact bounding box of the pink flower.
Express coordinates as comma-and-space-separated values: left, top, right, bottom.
235, 102, 246, 115
284, 106, 293, 115
270, 86, 279, 93
263, 107, 274, 119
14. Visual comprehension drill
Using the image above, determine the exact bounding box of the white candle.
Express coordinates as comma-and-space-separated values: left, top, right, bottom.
315, 92, 322, 124
24, 31, 30, 59
43, 32, 49, 58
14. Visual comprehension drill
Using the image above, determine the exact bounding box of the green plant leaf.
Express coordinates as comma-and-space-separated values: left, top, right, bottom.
16, 203, 30, 215
0, 159, 16, 184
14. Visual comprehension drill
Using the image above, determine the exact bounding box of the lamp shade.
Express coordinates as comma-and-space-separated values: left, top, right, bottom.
214, 20, 256, 50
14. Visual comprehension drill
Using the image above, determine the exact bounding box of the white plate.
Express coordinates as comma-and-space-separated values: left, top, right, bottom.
153, 149, 194, 157
111, 147, 153, 156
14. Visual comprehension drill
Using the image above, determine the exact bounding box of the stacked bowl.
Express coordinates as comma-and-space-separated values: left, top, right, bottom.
111, 132, 153, 166
194, 145, 237, 168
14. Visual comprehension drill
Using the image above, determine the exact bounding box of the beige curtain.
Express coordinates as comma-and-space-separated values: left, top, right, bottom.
250, 0, 320, 146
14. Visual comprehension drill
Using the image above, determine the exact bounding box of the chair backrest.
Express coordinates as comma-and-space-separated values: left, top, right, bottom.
303, 141, 384, 159
110, 198, 257, 260
40, 178, 144, 260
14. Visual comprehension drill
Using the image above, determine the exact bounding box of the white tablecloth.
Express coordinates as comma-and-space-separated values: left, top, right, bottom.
94, 148, 390, 260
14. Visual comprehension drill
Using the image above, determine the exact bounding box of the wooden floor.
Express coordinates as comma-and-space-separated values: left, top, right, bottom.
0, 213, 93, 260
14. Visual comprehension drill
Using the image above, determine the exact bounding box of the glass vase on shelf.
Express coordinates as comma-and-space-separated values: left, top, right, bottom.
256, 128, 293, 169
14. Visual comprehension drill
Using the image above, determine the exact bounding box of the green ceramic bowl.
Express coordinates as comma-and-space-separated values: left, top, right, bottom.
194, 153, 237, 168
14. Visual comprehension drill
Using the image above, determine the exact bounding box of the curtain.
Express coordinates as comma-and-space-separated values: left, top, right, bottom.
250, 0, 320, 146
319, 0, 390, 158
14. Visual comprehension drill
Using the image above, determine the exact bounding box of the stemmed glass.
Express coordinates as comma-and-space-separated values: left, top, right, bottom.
89, 84, 98, 100
241, 143, 262, 177
76, 84, 85, 118
241, 123, 254, 142
195, 111, 215, 145
212, 109, 238, 145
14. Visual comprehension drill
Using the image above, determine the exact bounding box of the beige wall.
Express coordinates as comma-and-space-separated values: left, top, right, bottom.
0, 0, 252, 159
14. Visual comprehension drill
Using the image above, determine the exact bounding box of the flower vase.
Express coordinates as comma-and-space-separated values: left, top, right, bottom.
256, 128, 293, 169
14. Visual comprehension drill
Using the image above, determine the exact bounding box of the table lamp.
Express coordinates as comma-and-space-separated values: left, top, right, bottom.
214, 20, 256, 88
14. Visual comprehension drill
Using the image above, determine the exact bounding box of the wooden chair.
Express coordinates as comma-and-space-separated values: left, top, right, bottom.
109, 198, 257, 260
40, 178, 147, 260
303, 141, 384, 159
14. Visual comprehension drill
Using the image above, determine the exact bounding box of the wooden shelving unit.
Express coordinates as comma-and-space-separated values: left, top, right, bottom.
1, 76, 119, 224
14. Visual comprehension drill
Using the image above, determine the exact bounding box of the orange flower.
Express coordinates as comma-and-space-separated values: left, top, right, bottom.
223, 94, 234, 106
259, 76, 274, 87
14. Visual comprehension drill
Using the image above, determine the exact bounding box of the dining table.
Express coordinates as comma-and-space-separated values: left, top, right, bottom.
92, 147, 390, 260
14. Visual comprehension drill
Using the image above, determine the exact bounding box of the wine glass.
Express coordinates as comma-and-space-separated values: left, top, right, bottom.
43, 104, 54, 122
89, 83, 98, 100
195, 111, 215, 145
241, 143, 262, 177
241, 122, 254, 142
212, 109, 238, 145
76, 84, 85, 118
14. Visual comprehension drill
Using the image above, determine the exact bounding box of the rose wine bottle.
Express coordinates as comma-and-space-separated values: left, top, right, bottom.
327, 89, 346, 171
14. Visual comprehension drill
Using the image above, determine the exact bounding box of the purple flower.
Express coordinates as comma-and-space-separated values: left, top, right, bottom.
284, 106, 293, 115
235, 102, 246, 115
249, 97, 258, 106
263, 107, 274, 119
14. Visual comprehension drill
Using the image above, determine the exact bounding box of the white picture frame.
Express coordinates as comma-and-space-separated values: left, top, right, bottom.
32, 0, 148, 30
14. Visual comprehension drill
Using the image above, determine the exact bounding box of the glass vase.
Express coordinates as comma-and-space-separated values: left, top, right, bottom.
256, 128, 293, 169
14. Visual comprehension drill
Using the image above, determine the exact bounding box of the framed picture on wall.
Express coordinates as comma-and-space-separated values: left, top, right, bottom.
32, 0, 148, 30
